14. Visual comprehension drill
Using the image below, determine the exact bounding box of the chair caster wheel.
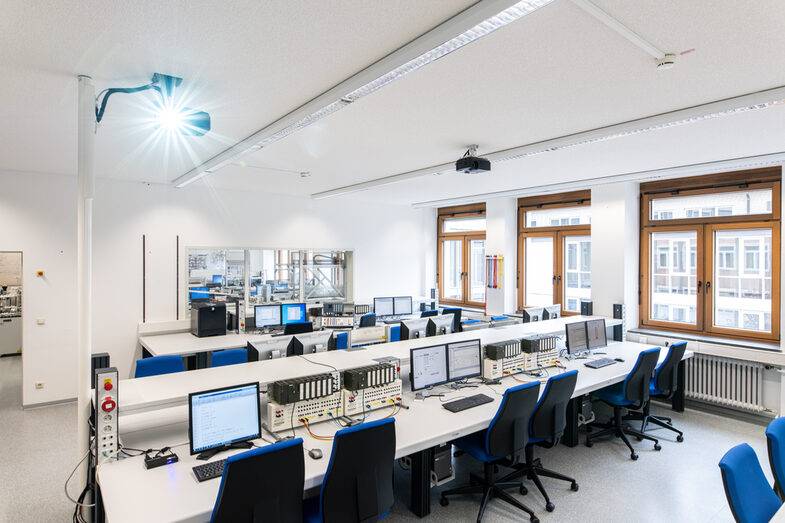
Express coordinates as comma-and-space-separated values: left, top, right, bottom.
571, 482, 579, 492
585, 440, 593, 448
654, 444, 661, 451
631, 453, 639, 461
546, 502, 555, 512
520, 485, 528, 495
636, 436, 643, 441
530, 517, 539, 523
440, 497, 449, 507
677, 435, 684, 442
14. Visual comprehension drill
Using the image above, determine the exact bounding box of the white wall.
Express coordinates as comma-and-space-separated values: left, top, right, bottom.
485, 198, 517, 314
1, 170, 430, 406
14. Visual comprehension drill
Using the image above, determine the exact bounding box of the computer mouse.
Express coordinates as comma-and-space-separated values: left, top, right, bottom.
308, 448, 323, 460
614, 358, 624, 362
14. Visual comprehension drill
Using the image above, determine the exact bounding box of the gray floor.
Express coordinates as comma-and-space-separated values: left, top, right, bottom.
0, 355, 773, 522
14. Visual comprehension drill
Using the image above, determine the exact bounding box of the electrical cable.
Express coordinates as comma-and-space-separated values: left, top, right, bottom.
297, 354, 338, 373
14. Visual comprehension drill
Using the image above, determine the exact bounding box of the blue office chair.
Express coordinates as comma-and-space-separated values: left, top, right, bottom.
211, 438, 305, 523
585, 347, 662, 460
303, 418, 396, 523
210, 348, 247, 368
389, 325, 400, 342
420, 310, 438, 318
625, 342, 686, 442
334, 332, 349, 350
134, 355, 185, 378
359, 313, 377, 328
440, 382, 541, 523
442, 307, 462, 332
719, 443, 781, 523
767, 417, 785, 501
499, 370, 579, 512
491, 315, 509, 321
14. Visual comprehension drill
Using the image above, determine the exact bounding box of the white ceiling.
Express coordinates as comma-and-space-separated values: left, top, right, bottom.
2, 0, 785, 206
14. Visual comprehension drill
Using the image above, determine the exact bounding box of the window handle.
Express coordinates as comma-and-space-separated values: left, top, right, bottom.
697, 280, 702, 293
705, 281, 711, 294
552, 275, 557, 283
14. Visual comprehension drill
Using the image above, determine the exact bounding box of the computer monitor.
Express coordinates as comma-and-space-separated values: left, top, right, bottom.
246, 337, 292, 360
290, 331, 333, 356
189, 287, 210, 300
254, 304, 282, 328
447, 339, 482, 382
283, 321, 313, 336
565, 321, 588, 353
410, 344, 448, 391
374, 297, 394, 317
281, 303, 306, 324
188, 382, 261, 458
543, 305, 561, 320
400, 318, 429, 340
212, 275, 224, 284
586, 318, 607, 349
522, 307, 544, 323
427, 315, 454, 337
393, 296, 413, 316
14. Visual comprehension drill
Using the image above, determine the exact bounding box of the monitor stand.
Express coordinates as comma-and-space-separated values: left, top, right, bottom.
196, 441, 253, 461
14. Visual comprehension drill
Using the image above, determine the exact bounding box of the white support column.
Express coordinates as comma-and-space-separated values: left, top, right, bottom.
485, 198, 518, 315
77, 75, 95, 487
590, 182, 639, 329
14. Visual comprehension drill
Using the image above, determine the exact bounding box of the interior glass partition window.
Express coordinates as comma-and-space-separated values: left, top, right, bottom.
640, 168, 780, 342
518, 191, 591, 315
438, 204, 486, 308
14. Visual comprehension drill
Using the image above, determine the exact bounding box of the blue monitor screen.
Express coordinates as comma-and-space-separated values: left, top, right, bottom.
281, 303, 306, 324
212, 275, 224, 284
190, 287, 209, 300
189, 383, 261, 455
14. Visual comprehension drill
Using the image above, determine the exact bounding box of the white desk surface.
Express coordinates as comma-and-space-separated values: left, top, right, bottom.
122, 316, 620, 414
773, 503, 785, 522
138, 332, 276, 357
99, 340, 684, 523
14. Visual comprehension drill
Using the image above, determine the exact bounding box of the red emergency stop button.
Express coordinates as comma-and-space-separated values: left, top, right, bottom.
104, 381, 113, 391
102, 398, 116, 412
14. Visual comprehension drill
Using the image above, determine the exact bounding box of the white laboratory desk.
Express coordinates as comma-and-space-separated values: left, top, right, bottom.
97, 340, 687, 523
138, 332, 274, 358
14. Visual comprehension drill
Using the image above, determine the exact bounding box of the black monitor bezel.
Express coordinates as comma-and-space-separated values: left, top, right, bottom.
188, 381, 262, 456
446, 338, 483, 382
393, 296, 413, 316
373, 296, 395, 317
565, 321, 589, 354
409, 344, 449, 391
254, 303, 282, 328
586, 318, 607, 349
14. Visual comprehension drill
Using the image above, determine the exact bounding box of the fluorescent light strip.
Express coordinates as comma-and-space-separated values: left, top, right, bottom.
411, 151, 785, 208
173, 0, 553, 188
310, 85, 785, 199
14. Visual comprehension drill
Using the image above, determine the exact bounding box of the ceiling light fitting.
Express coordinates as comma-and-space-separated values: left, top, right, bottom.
94, 72, 211, 136
172, 0, 554, 188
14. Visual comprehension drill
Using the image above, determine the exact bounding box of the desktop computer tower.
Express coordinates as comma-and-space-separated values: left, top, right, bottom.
613, 303, 625, 342
191, 302, 227, 338
581, 301, 593, 316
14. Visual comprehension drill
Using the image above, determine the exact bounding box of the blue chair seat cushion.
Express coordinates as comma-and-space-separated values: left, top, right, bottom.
454, 432, 504, 463
593, 382, 635, 406
462, 319, 482, 325
491, 316, 508, 321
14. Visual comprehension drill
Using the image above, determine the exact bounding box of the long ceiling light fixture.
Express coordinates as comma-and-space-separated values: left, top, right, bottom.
172, 0, 555, 188
310, 85, 785, 200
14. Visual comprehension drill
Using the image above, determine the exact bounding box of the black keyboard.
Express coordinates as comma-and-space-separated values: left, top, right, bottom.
584, 357, 617, 369
443, 393, 494, 413
192, 459, 226, 482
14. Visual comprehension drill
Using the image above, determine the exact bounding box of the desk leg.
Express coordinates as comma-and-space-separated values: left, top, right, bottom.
672, 360, 686, 413
562, 396, 581, 448
142, 347, 152, 358
195, 352, 208, 369
410, 448, 432, 517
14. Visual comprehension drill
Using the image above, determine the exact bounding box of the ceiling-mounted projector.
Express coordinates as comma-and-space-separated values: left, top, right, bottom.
456, 144, 490, 174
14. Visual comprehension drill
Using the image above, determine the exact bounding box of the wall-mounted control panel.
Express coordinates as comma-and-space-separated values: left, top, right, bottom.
94, 367, 119, 464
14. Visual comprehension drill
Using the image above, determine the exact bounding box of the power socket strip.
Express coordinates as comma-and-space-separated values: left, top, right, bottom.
342, 380, 403, 417
265, 392, 343, 432
94, 367, 119, 464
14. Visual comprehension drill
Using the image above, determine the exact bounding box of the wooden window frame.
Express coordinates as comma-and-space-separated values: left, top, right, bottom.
437, 204, 486, 308
639, 168, 781, 343
517, 191, 591, 315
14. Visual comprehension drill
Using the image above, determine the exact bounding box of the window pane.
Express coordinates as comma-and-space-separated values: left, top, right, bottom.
525, 236, 553, 307
441, 240, 463, 300
564, 236, 591, 312
650, 231, 697, 324
650, 189, 772, 221
469, 240, 486, 303
713, 229, 772, 333
442, 216, 486, 233
525, 207, 590, 228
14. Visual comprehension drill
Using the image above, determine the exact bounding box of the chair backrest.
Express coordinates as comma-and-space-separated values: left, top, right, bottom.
211, 438, 305, 523
210, 348, 248, 368
421, 310, 438, 318
719, 443, 781, 523
359, 314, 377, 328
653, 342, 687, 393
134, 355, 185, 378
442, 308, 462, 332
766, 417, 785, 500
335, 331, 349, 350
491, 315, 509, 321
486, 382, 540, 461
622, 347, 661, 405
531, 370, 578, 442
389, 325, 401, 342
320, 418, 396, 523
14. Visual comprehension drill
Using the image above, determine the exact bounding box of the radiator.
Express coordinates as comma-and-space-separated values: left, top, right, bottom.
685, 354, 766, 413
